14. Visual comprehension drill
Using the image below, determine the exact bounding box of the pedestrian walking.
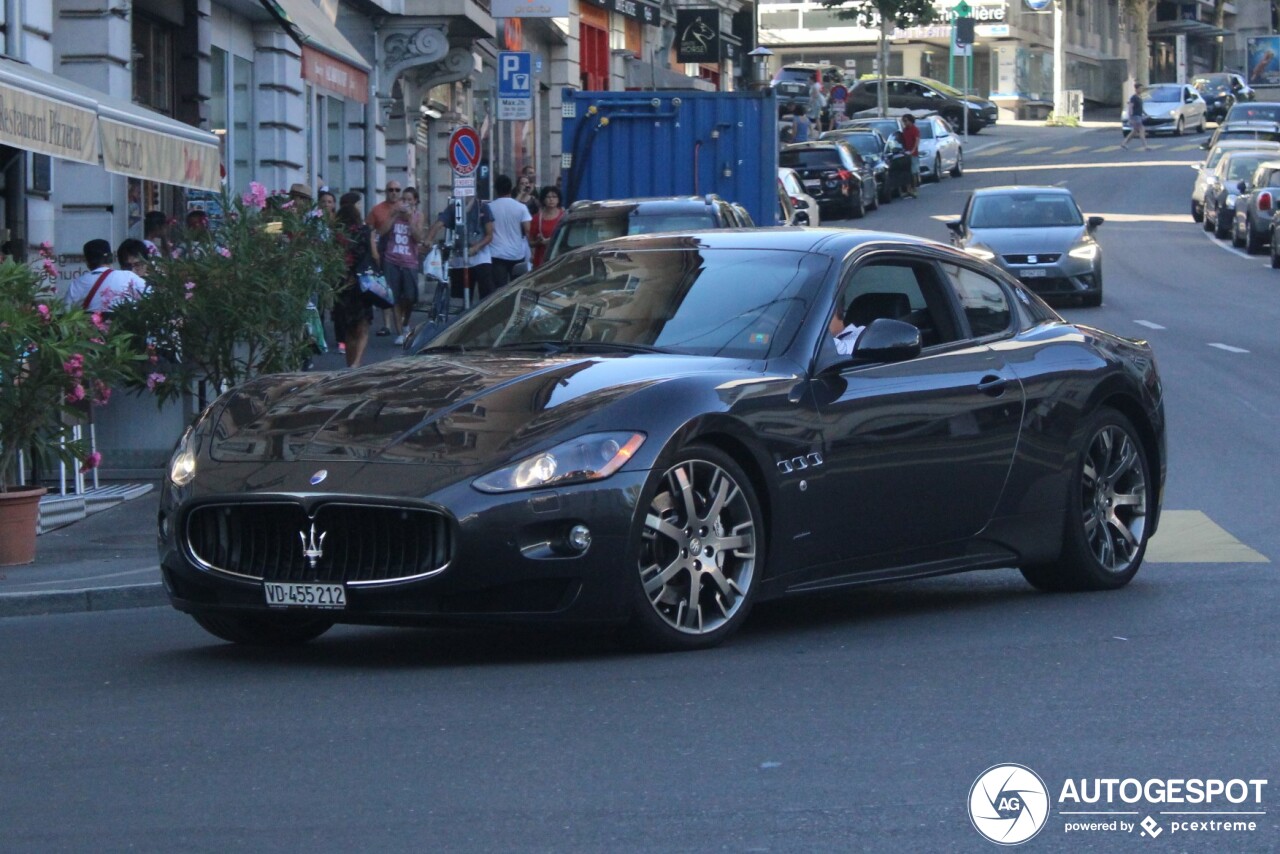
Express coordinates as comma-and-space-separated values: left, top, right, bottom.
1122, 83, 1150, 151
792, 105, 812, 143
528, 185, 565, 269
488, 175, 533, 290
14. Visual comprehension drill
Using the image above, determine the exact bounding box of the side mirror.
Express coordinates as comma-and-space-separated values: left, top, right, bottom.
945, 220, 964, 236
855, 318, 922, 363
1200, 140, 1211, 149
1086, 216, 1105, 230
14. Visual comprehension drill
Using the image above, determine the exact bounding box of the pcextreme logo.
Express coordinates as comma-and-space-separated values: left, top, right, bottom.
969, 765, 1269, 846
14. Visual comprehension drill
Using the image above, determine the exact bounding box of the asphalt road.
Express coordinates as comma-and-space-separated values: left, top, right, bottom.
2, 124, 1277, 853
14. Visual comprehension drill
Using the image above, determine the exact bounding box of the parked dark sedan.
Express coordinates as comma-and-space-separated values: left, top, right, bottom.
780, 140, 879, 219
159, 229, 1165, 651
820, 127, 904, 203
843, 77, 998, 132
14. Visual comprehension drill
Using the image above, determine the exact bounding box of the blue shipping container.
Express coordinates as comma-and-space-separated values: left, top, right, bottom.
560, 88, 780, 226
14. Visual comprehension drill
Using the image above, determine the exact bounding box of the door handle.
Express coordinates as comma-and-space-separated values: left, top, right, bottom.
977, 374, 1007, 396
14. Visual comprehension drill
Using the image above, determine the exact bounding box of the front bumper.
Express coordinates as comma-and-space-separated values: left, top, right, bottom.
160, 469, 653, 627
1001, 257, 1100, 298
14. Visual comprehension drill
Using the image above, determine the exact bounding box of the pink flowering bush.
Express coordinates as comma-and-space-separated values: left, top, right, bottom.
111, 188, 344, 409
0, 250, 142, 491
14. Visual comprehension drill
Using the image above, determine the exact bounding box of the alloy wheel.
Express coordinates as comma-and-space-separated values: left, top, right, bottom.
1080, 425, 1148, 574
638, 458, 758, 635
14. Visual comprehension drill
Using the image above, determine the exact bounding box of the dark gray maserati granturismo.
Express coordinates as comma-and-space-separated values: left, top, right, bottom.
159, 228, 1166, 651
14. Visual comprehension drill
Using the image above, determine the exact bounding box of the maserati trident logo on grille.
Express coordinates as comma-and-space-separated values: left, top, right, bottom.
310, 469, 328, 485
299, 523, 327, 569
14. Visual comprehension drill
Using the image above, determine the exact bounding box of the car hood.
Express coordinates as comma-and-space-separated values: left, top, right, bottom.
208, 353, 730, 466
967, 226, 1086, 254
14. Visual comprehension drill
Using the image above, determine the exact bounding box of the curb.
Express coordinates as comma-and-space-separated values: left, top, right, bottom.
0, 583, 167, 618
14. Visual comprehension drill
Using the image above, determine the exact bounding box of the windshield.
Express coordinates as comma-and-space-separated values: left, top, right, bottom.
1220, 129, 1280, 143
841, 134, 882, 156
549, 212, 717, 259
1226, 155, 1268, 182
1145, 86, 1181, 103
968, 193, 1084, 229
921, 78, 964, 97
426, 247, 830, 359
848, 119, 899, 138
1194, 75, 1230, 95
1226, 104, 1280, 122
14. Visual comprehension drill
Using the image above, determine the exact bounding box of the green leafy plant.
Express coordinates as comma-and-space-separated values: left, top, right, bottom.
112, 185, 346, 409
0, 248, 142, 492
1045, 113, 1081, 127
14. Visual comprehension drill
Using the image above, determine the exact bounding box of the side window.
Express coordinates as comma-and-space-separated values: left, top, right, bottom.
939, 263, 1013, 338
835, 260, 960, 349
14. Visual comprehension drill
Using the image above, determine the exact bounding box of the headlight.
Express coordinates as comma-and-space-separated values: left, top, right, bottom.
963, 246, 996, 261
1068, 244, 1099, 260
167, 427, 198, 487
473, 432, 646, 493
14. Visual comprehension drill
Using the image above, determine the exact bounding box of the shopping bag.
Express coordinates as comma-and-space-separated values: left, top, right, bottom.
423, 245, 446, 283
358, 268, 394, 309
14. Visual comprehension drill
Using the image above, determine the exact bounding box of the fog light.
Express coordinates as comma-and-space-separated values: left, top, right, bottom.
567, 524, 592, 552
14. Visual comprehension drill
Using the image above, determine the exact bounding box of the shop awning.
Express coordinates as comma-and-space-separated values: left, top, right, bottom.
260, 0, 371, 103
0, 57, 221, 191
1148, 20, 1233, 40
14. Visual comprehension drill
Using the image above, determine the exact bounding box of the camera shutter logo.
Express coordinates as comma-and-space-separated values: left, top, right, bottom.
968, 764, 1050, 845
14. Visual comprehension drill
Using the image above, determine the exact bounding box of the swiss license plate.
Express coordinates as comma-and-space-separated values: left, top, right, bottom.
804, 180, 821, 191
1019, 269, 1047, 278
264, 582, 346, 609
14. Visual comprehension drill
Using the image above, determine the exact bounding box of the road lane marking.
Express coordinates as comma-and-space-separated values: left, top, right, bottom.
1096, 145, 1122, 152
1057, 145, 1089, 155
970, 146, 1012, 157
1201, 228, 1256, 260
1208, 342, 1250, 353
1134, 320, 1166, 330
1170, 143, 1203, 151
1020, 146, 1051, 155
1145, 510, 1268, 563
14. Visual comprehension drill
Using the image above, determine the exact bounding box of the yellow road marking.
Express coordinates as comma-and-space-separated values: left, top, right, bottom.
967, 160, 1190, 173
1145, 510, 1269, 563
1020, 146, 1051, 155
971, 147, 1012, 157
1095, 145, 1122, 153
1057, 146, 1088, 155
1169, 143, 1202, 151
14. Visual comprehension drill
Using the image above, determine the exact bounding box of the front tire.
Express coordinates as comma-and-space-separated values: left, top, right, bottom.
1191, 200, 1203, 222
1175, 116, 1185, 136
1270, 233, 1280, 268
626, 445, 763, 651
1081, 267, 1103, 307
950, 150, 964, 178
192, 613, 334, 645
1020, 409, 1151, 592
1214, 207, 1232, 239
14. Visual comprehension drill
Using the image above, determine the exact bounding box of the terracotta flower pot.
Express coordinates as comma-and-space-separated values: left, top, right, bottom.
0, 486, 48, 566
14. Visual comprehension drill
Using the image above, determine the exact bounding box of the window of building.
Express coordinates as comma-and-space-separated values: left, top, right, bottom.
325, 95, 345, 191
133, 14, 175, 115
580, 7, 610, 91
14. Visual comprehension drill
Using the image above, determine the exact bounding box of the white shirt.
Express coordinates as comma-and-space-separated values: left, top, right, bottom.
833, 323, 865, 356
487, 196, 533, 262
63, 267, 148, 312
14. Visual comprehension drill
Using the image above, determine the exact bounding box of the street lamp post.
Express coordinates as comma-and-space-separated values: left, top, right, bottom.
1053, 0, 1065, 119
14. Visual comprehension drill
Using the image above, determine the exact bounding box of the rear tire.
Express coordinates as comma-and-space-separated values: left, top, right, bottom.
1215, 207, 1232, 239
950, 151, 964, 178
1245, 219, 1264, 254
1020, 408, 1151, 592
849, 188, 865, 219
1270, 234, 1280, 268
1191, 201, 1203, 223
192, 613, 333, 646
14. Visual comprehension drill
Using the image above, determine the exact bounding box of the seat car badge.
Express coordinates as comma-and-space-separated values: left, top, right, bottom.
1028, 255, 1038, 264
299, 523, 327, 570
310, 469, 328, 485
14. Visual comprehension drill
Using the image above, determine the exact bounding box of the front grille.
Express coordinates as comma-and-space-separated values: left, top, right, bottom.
1003, 253, 1061, 264
185, 502, 452, 584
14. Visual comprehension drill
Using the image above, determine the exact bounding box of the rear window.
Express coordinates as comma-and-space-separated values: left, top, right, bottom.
1225, 155, 1268, 182
550, 211, 718, 258
780, 149, 843, 170
1194, 75, 1230, 95
1220, 129, 1280, 143
1252, 166, 1280, 188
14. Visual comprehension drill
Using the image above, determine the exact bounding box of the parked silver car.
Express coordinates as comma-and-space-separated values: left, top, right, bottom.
1123, 83, 1207, 136
1191, 141, 1280, 221
916, 114, 964, 182
946, 186, 1104, 306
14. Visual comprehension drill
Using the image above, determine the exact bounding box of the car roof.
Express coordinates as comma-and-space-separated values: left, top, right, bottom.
566, 196, 726, 215
970, 185, 1075, 197
1211, 140, 1280, 150
782, 140, 847, 151
578, 227, 939, 255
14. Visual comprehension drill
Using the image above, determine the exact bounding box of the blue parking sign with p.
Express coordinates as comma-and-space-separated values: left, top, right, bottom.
498, 51, 533, 120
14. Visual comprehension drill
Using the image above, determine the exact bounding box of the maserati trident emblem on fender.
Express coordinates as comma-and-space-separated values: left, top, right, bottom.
299, 523, 327, 569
